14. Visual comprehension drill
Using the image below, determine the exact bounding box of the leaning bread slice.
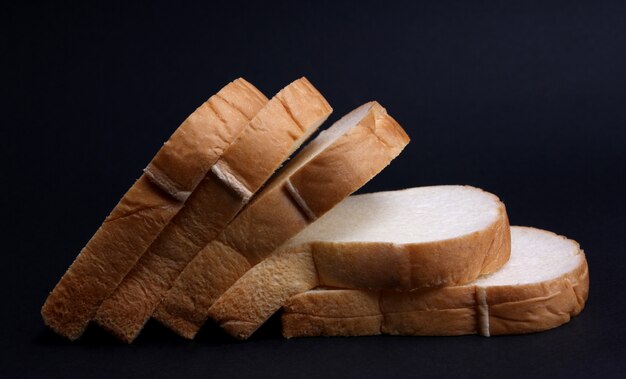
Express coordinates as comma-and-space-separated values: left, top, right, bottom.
282, 226, 589, 338
94, 78, 331, 343
208, 185, 510, 339
153, 101, 410, 339
41, 79, 268, 340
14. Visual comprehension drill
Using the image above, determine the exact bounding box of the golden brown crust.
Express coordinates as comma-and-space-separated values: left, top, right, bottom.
282, 287, 383, 338
281, 228, 589, 338
93, 78, 330, 343
153, 240, 252, 339
154, 102, 410, 339
214, 77, 332, 193
283, 314, 384, 338
285, 288, 381, 317
41, 79, 267, 340
209, 246, 318, 340
383, 260, 589, 336
145, 78, 267, 200
486, 260, 588, 335
288, 102, 409, 218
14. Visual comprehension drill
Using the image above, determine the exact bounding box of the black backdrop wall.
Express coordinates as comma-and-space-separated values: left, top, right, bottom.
3, 1, 626, 378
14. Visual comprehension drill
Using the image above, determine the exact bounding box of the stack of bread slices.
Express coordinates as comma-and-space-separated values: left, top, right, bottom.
42, 77, 589, 343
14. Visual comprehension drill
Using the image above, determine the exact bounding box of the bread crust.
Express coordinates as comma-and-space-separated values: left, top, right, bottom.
154, 102, 410, 339
41, 79, 267, 340
145, 79, 269, 200
282, 227, 589, 338
213, 246, 318, 340
93, 78, 331, 343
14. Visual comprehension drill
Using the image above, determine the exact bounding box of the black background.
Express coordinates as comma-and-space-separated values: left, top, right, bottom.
3, 1, 626, 378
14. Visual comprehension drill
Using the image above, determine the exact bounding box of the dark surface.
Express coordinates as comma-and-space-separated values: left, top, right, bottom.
3, 1, 626, 378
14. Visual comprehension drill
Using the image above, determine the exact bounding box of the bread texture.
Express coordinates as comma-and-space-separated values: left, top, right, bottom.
41, 78, 268, 340
93, 78, 331, 343
208, 186, 510, 339
282, 226, 589, 338
153, 102, 410, 339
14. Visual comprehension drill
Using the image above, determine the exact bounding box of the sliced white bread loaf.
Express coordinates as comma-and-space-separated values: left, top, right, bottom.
208, 186, 510, 339
282, 226, 589, 338
41, 79, 268, 340
94, 78, 331, 343
153, 102, 410, 339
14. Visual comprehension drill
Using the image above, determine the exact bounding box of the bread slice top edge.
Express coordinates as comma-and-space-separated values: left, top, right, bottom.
144, 77, 268, 201
212, 77, 332, 201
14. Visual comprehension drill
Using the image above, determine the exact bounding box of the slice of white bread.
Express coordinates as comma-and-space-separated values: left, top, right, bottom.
41, 79, 268, 340
93, 78, 332, 343
282, 226, 589, 338
208, 186, 511, 339
153, 102, 410, 339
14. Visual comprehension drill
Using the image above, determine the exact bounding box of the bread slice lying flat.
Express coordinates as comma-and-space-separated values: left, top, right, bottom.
41, 79, 268, 340
93, 78, 331, 343
153, 102, 410, 339
208, 185, 510, 339
282, 226, 588, 338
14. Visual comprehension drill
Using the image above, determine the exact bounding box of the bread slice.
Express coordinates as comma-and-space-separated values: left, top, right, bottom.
41, 79, 268, 340
282, 226, 588, 338
153, 102, 410, 339
208, 185, 510, 339
93, 78, 331, 343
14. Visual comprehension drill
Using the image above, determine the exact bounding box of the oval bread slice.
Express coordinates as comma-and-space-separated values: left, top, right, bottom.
282, 226, 589, 338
